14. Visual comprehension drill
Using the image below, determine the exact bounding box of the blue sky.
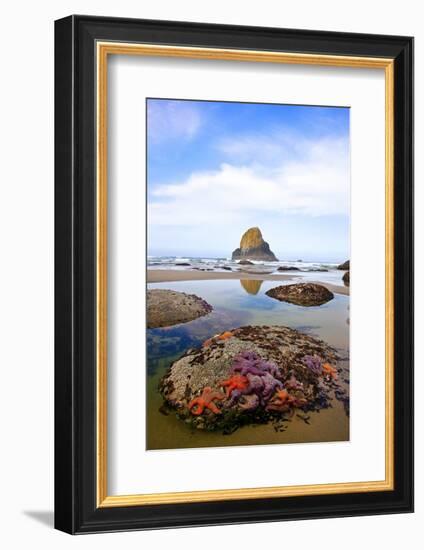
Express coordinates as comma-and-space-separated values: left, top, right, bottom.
147, 98, 350, 262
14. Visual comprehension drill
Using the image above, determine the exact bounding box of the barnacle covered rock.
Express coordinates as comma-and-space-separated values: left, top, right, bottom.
266, 283, 334, 307
147, 289, 212, 328
159, 325, 345, 432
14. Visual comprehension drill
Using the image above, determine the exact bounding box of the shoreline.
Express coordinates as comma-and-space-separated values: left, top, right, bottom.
147, 269, 349, 296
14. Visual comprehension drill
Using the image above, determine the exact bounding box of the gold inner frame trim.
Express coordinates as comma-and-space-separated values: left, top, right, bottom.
96, 41, 395, 508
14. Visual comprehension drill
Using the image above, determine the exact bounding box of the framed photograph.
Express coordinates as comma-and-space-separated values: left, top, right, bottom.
54, 15, 413, 533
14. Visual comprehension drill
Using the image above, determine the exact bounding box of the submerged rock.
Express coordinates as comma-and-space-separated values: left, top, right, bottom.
238, 259, 254, 265
337, 260, 350, 270
147, 289, 212, 329
232, 227, 278, 261
159, 325, 346, 432
266, 283, 334, 307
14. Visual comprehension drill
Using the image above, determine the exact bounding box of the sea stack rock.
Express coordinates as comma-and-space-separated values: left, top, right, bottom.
232, 227, 278, 261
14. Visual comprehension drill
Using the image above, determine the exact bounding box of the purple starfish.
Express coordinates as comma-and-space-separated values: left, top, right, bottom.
261, 372, 284, 401
239, 394, 260, 411
232, 351, 280, 378
246, 373, 267, 406
302, 355, 323, 375
225, 352, 285, 410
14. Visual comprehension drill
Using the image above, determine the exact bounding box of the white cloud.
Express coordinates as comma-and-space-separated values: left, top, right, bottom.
217, 131, 293, 164
147, 100, 202, 144
149, 134, 350, 228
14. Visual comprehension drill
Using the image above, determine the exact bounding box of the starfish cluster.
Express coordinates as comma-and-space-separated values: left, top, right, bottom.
231, 351, 280, 378
220, 351, 286, 411
302, 355, 338, 380
188, 351, 338, 418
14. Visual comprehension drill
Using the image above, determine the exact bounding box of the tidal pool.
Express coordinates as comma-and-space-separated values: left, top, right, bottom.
146, 278, 349, 450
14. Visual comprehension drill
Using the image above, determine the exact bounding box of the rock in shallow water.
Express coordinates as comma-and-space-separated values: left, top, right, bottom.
147, 289, 212, 329
266, 283, 334, 307
159, 325, 346, 432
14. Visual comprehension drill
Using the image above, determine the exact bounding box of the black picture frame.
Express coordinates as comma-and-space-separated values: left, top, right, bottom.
55, 14, 414, 534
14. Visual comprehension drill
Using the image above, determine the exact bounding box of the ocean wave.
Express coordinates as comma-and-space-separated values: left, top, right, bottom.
147, 255, 340, 273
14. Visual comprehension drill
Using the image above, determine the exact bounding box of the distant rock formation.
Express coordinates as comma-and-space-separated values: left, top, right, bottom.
337, 260, 350, 270
266, 283, 334, 307
232, 227, 278, 261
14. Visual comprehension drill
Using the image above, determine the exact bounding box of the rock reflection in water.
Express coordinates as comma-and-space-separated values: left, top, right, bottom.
240, 279, 263, 295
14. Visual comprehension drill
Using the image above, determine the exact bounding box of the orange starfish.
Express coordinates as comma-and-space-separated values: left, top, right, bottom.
322, 363, 338, 379
220, 374, 249, 397
202, 338, 213, 348
273, 389, 297, 406
188, 387, 225, 415
266, 388, 307, 412
202, 331, 233, 347
266, 389, 296, 412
